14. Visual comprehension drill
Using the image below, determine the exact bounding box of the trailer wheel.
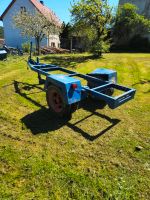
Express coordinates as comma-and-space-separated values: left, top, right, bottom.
46, 85, 76, 118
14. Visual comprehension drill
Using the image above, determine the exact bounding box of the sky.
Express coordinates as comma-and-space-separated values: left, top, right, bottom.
0, 0, 119, 26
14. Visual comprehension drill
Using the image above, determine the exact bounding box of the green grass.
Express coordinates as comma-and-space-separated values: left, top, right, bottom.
0, 53, 150, 200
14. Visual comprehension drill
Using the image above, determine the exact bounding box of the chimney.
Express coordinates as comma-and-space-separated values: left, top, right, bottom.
40, 1, 44, 5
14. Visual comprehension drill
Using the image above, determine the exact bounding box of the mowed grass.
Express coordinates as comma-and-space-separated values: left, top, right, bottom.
0, 53, 150, 200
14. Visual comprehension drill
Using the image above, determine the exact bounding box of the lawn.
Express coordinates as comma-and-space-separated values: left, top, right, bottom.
0, 53, 150, 200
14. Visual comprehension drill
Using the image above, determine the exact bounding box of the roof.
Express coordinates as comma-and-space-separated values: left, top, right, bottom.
0, 0, 62, 26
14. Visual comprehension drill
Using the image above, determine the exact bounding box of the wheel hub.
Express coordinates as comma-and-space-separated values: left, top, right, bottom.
48, 89, 64, 113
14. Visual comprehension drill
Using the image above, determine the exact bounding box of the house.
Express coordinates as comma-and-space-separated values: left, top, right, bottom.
0, 0, 61, 48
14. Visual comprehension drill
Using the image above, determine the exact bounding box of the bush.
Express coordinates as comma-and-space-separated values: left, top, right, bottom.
129, 35, 150, 52
22, 42, 31, 53
91, 40, 110, 57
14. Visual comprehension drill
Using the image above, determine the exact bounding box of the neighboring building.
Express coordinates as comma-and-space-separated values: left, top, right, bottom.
0, 0, 61, 48
119, 0, 150, 18
119, 0, 150, 40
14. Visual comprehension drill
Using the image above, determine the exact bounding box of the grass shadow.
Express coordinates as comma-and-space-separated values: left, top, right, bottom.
14, 81, 120, 141
40, 54, 102, 68
22, 108, 69, 134
132, 79, 150, 86
143, 89, 150, 94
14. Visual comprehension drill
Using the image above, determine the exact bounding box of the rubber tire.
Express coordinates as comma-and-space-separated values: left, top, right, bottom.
46, 85, 78, 118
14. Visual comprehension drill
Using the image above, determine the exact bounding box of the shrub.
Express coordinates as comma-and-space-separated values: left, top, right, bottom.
91, 40, 110, 57
129, 35, 150, 52
22, 42, 31, 53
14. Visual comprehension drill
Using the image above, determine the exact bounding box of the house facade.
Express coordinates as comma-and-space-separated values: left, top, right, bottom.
0, 0, 61, 48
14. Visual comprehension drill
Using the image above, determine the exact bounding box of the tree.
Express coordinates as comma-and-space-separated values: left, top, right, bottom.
60, 22, 72, 39
13, 10, 61, 55
113, 3, 150, 45
70, 0, 112, 56
60, 22, 72, 49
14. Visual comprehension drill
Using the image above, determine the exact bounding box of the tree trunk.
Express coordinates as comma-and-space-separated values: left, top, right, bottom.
96, 29, 102, 57
35, 36, 41, 56
70, 37, 73, 53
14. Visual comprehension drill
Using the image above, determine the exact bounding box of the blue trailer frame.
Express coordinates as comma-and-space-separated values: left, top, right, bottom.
27, 57, 136, 111
27, 43, 136, 117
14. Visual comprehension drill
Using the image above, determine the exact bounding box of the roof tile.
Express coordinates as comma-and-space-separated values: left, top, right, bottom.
0, 0, 62, 26
30, 0, 62, 26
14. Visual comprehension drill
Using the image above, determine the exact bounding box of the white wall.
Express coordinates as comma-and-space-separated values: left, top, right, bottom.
48, 34, 60, 48
2, 0, 60, 48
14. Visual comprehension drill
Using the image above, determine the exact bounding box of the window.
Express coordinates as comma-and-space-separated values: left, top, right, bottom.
51, 42, 55, 47
20, 7, 26, 13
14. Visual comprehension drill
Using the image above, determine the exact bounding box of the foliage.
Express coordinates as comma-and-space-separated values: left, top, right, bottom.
0, 26, 4, 38
129, 34, 150, 51
0, 53, 150, 199
91, 38, 110, 56
60, 22, 72, 49
71, 22, 94, 52
113, 3, 150, 45
60, 22, 93, 51
22, 42, 31, 53
13, 10, 61, 55
70, 0, 112, 56
60, 22, 72, 39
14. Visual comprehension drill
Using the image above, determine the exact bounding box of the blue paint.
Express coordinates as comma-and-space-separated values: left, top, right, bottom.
27, 58, 136, 110
46, 74, 82, 104
89, 68, 117, 83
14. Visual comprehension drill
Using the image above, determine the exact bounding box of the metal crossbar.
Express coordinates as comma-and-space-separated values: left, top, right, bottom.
28, 60, 136, 109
